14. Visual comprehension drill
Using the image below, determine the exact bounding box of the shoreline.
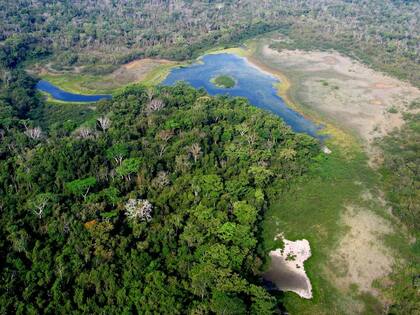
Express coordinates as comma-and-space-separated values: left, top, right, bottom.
30, 59, 179, 96
32, 44, 371, 153
264, 237, 313, 299
200, 46, 323, 124
242, 49, 357, 151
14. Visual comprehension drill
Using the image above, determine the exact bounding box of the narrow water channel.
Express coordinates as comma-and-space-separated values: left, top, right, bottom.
36, 80, 111, 103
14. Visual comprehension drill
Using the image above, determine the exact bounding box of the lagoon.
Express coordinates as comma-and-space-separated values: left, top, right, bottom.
36, 53, 323, 138
163, 53, 323, 138
36, 80, 111, 103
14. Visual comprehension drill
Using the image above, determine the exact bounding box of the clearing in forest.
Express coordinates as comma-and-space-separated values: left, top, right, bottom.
253, 35, 416, 314
30, 58, 177, 94
250, 43, 420, 146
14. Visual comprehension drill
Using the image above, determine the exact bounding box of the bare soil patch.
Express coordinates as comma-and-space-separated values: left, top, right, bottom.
326, 205, 395, 298
252, 45, 420, 145
371, 82, 396, 89
31, 58, 176, 92
369, 98, 383, 106
322, 56, 339, 65
109, 59, 174, 85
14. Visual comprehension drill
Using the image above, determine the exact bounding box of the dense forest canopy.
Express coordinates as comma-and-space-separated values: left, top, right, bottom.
1, 0, 419, 85
379, 109, 420, 233
0, 1, 419, 314
0, 82, 319, 313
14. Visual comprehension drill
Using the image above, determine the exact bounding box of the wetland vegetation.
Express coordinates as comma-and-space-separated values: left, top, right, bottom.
36, 80, 111, 102
1, 1, 419, 314
163, 53, 323, 138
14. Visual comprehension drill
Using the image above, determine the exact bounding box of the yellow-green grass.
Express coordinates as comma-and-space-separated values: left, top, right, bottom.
37, 90, 103, 105
250, 35, 418, 314
38, 61, 180, 96
203, 39, 258, 58
264, 142, 379, 314
140, 63, 179, 86
41, 73, 114, 95
204, 46, 249, 57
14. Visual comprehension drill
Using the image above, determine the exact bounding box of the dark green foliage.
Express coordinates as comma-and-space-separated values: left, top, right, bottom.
0, 70, 41, 118
376, 109, 420, 314
0, 35, 48, 68
212, 75, 236, 88
1, 1, 418, 86
0, 1, 278, 66
29, 102, 97, 134
379, 111, 420, 232
0, 84, 319, 313
0, 71, 44, 161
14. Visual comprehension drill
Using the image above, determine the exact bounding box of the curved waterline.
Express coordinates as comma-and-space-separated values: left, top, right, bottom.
36, 80, 112, 103
163, 53, 324, 138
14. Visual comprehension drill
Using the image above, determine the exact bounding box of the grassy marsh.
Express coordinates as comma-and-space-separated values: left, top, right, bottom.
250, 35, 418, 314
35, 59, 178, 95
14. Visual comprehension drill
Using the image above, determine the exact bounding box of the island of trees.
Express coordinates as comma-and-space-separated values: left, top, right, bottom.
1, 1, 418, 86
211, 75, 236, 89
0, 1, 418, 314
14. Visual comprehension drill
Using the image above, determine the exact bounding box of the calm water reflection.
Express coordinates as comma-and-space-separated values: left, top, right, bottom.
163, 53, 323, 138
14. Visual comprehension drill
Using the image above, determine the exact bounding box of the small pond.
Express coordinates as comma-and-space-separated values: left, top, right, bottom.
36, 80, 112, 103
163, 53, 323, 138
264, 238, 313, 299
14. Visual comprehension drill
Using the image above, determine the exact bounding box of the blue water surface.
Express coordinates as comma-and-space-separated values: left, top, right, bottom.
163, 53, 323, 138
36, 80, 112, 103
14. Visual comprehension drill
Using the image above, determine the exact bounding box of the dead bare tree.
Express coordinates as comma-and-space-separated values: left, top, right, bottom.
156, 129, 174, 157
152, 171, 170, 188
33, 201, 47, 218
189, 143, 202, 163
24, 127, 42, 140
145, 98, 165, 114
75, 127, 93, 139
124, 199, 153, 221
246, 132, 257, 146
175, 154, 191, 173
237, 124, 249, 137
97, 116, 111, 132
30, 194, 53, 219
